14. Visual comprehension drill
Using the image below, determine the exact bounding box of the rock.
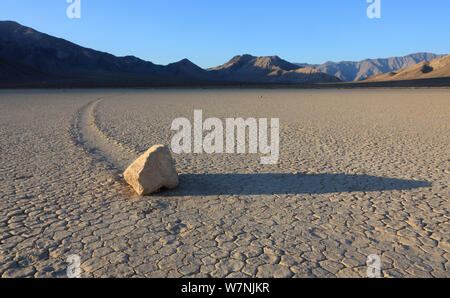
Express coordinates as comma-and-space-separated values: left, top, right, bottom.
124, 144, 178, 195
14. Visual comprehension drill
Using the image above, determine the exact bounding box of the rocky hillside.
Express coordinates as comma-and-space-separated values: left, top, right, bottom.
209, 55, 340, 83
297, 53, 446, 81
363, 55, 450, 82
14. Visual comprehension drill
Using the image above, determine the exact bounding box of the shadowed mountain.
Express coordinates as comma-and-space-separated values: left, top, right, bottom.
362, 55, 450, 82
208, 54, 340, 83
0, 21, 158, 75
0, 20, 214, 87
0, 56, 51, 85
297, 53, 446, 81
1, 20, 447, 88
0, 21, 338, 87
166, 58, 212, 80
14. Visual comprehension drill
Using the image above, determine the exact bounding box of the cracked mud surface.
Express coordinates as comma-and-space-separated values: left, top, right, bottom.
0, 89, 449, 278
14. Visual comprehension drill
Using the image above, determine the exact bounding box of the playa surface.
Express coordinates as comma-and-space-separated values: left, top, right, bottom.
0, 89, 448, 278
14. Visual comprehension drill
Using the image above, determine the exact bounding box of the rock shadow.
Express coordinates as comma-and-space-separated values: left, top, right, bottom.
158, 173, 431, 196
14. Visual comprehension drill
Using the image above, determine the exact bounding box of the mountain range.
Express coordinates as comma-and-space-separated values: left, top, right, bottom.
209, 54, 340, 83
0, 20, 448, 88
0, 21, 217, 87
362, 54, 450, 82
296, 53, 446, 82
0, 21, 338, 87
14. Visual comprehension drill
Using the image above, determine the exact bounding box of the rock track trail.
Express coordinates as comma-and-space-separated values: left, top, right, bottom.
72, 97, 139, 173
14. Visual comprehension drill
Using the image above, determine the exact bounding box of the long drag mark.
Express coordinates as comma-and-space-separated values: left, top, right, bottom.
70, 98, 139, 173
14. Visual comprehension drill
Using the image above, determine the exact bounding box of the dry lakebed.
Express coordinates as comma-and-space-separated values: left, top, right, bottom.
0, 88, 449, 278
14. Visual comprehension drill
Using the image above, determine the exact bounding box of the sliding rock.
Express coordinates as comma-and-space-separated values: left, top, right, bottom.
124, 145, 178, 195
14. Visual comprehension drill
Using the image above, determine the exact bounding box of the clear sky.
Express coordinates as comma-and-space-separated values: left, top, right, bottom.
1, 0, 449, 68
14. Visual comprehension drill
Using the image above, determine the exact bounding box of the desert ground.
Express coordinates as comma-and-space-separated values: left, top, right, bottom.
0, 89, 448, 278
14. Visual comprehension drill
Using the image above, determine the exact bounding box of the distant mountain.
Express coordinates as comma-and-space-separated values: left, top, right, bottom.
166, 58, 212, 80
0, 21, 156, 76
0, 21, 213, 87
0, 21, 339, 87
1, 20, 447, 88
363, 55, 450, 82
209, 54, 340, 83
297, 53, 446, 82
0, 56, 45, 82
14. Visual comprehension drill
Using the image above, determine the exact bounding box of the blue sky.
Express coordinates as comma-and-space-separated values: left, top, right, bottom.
1, 0, 449, 68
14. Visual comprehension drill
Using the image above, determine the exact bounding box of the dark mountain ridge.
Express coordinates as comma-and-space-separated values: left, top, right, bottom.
1, 21, 447, 88
0, 21, 341, 87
